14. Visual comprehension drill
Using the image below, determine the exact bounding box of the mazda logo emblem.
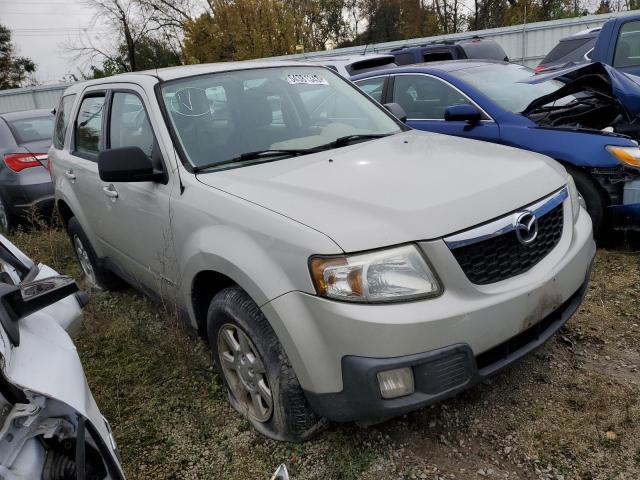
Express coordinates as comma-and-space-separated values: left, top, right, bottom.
514, 211, 538, 245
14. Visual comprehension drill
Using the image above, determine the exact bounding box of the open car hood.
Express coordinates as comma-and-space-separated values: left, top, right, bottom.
521, 62, 640, 117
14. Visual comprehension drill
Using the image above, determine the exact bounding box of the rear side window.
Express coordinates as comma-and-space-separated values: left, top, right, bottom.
53, 94, 76, 149
422, 51, 454, 62
109, 92, 155, 157
75, 95, 105, 156
614, 21, 640, 68
393, 52, 416, 66
355, 77, 386, 102
542, 38, 591, 65
8, 116, 53, 144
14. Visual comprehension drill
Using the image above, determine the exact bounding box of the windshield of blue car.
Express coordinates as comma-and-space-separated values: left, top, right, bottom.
161, 66, 403, 170
451, 63, 576, 113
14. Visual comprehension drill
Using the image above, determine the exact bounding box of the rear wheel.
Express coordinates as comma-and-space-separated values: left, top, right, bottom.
565, 165, 608, 238
67, 217, 122, 290
207, 286, 326, 441
0, 198, 13, 234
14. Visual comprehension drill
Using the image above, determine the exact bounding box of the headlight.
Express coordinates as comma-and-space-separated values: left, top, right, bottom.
309, 245, 442, 302
606, 145, 640, 168
567, 175, 582, 224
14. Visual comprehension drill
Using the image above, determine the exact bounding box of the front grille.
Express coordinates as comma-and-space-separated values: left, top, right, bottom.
450, 203, 564, 285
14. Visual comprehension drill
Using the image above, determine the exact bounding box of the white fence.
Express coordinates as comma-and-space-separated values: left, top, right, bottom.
0, 10, 638, 114
0, 82, 73, 114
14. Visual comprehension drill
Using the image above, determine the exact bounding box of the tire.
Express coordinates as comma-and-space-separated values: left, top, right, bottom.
207, 286, 327, 441
67, 217, 122, 290
565, 165, 608, 238
0, 197, 13, 234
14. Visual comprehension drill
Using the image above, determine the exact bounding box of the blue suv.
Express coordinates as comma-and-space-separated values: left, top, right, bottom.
352, 60, 640, 236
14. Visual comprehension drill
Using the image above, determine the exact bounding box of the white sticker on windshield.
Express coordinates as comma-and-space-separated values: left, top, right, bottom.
287, 74, 329, 85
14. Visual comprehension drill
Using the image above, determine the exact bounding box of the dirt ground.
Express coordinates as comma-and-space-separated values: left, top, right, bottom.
10, 227, 640, 480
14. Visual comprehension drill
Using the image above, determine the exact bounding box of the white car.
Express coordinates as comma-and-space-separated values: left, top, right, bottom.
0, 236, 124, 480
50, 61, 595, 441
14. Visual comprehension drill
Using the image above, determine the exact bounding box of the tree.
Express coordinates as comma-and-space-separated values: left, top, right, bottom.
0, 25, 36, 89
72, 0, 165, 73
184, 0, 299, 62
87, 36, 181, 78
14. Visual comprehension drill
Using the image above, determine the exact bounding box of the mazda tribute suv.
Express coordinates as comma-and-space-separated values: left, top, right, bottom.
50, 62, 596, 441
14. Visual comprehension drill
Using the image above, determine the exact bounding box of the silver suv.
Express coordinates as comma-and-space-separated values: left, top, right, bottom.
50, 61, 596, 441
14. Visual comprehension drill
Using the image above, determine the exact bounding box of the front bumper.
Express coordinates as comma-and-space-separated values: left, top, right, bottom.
304, 268, 590, 422
261, 202, 595, 421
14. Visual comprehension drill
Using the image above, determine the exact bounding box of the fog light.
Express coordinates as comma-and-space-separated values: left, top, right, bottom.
377, 367, 415, 399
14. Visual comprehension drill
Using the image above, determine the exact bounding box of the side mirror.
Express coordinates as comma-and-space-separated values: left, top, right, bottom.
383, 102, 408, 123
98, 147, 164, 183
444, 104, 482, 124
0, 275, 78, 346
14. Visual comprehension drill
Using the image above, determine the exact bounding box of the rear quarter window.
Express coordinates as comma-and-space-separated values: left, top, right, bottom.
393, 52, 416, 65
53, 94, 76, 149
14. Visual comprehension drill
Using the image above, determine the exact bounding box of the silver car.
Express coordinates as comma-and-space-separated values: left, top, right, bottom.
50, 62, 595, 441
0, 110, 55, 232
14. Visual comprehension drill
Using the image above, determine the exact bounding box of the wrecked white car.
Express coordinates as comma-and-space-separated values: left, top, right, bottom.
0, 236, 124, 480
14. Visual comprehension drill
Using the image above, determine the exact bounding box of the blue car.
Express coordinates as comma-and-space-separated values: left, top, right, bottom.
351, 60, 640, 236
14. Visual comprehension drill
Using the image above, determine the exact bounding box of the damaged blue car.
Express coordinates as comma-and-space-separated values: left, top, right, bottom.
352, 61, 640, 236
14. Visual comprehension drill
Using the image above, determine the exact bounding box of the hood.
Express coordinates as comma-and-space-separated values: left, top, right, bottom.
197, 130, 567, 252
521, 62, 640, 117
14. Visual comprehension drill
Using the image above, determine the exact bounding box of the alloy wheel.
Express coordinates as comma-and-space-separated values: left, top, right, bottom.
217, 323, 274, 422
0, 201, 9, 233
73, 235, 97, 286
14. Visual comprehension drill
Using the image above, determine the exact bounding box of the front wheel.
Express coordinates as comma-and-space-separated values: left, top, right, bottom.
565, 166, 608, 238
207, 286, 326, 441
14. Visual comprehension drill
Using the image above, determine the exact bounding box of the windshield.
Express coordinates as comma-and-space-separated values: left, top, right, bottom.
160, 66, 402, 170
451, 63, 574, 113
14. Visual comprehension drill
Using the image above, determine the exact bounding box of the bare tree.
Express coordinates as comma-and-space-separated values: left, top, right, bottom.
70, 0, 155, 72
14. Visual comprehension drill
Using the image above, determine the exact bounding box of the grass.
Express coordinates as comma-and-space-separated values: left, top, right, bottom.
8, 226, 640, 479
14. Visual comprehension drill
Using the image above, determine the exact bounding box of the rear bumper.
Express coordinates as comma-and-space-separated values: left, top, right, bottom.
303, 267, 590, 423
3, 182, 54, 216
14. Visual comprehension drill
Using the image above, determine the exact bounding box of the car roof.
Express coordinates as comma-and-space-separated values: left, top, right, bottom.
355, 59, 508, 76
0, 109, 53, 121
64, 60, 317, 91
301, 54, 394, 64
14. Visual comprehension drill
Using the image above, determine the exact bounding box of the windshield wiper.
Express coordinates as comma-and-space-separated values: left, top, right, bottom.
192, 134, 393, 172
193, 149, 320, 172
328, 133, 392, 148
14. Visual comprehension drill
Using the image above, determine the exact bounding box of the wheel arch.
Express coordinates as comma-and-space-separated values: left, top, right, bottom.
55, 198, 75, 228
190, 270, 238, 337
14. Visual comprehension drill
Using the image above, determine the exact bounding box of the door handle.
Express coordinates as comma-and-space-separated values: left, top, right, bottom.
102, 185, 119, 199
64, 169, 76, 181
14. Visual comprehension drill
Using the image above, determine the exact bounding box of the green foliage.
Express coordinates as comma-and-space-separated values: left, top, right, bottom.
88, 36, 181, 79
0, 24, 36, 89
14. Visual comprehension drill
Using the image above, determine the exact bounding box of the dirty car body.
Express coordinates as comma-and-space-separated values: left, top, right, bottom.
51, 62, 594, 438
353, 60, 640, 231
0, 235, 124, 479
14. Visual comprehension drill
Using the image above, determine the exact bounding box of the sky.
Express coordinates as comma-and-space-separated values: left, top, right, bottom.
0, 0, 109, 84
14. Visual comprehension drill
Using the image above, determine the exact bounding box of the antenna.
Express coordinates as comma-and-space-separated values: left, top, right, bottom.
362, 44, 369, 55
